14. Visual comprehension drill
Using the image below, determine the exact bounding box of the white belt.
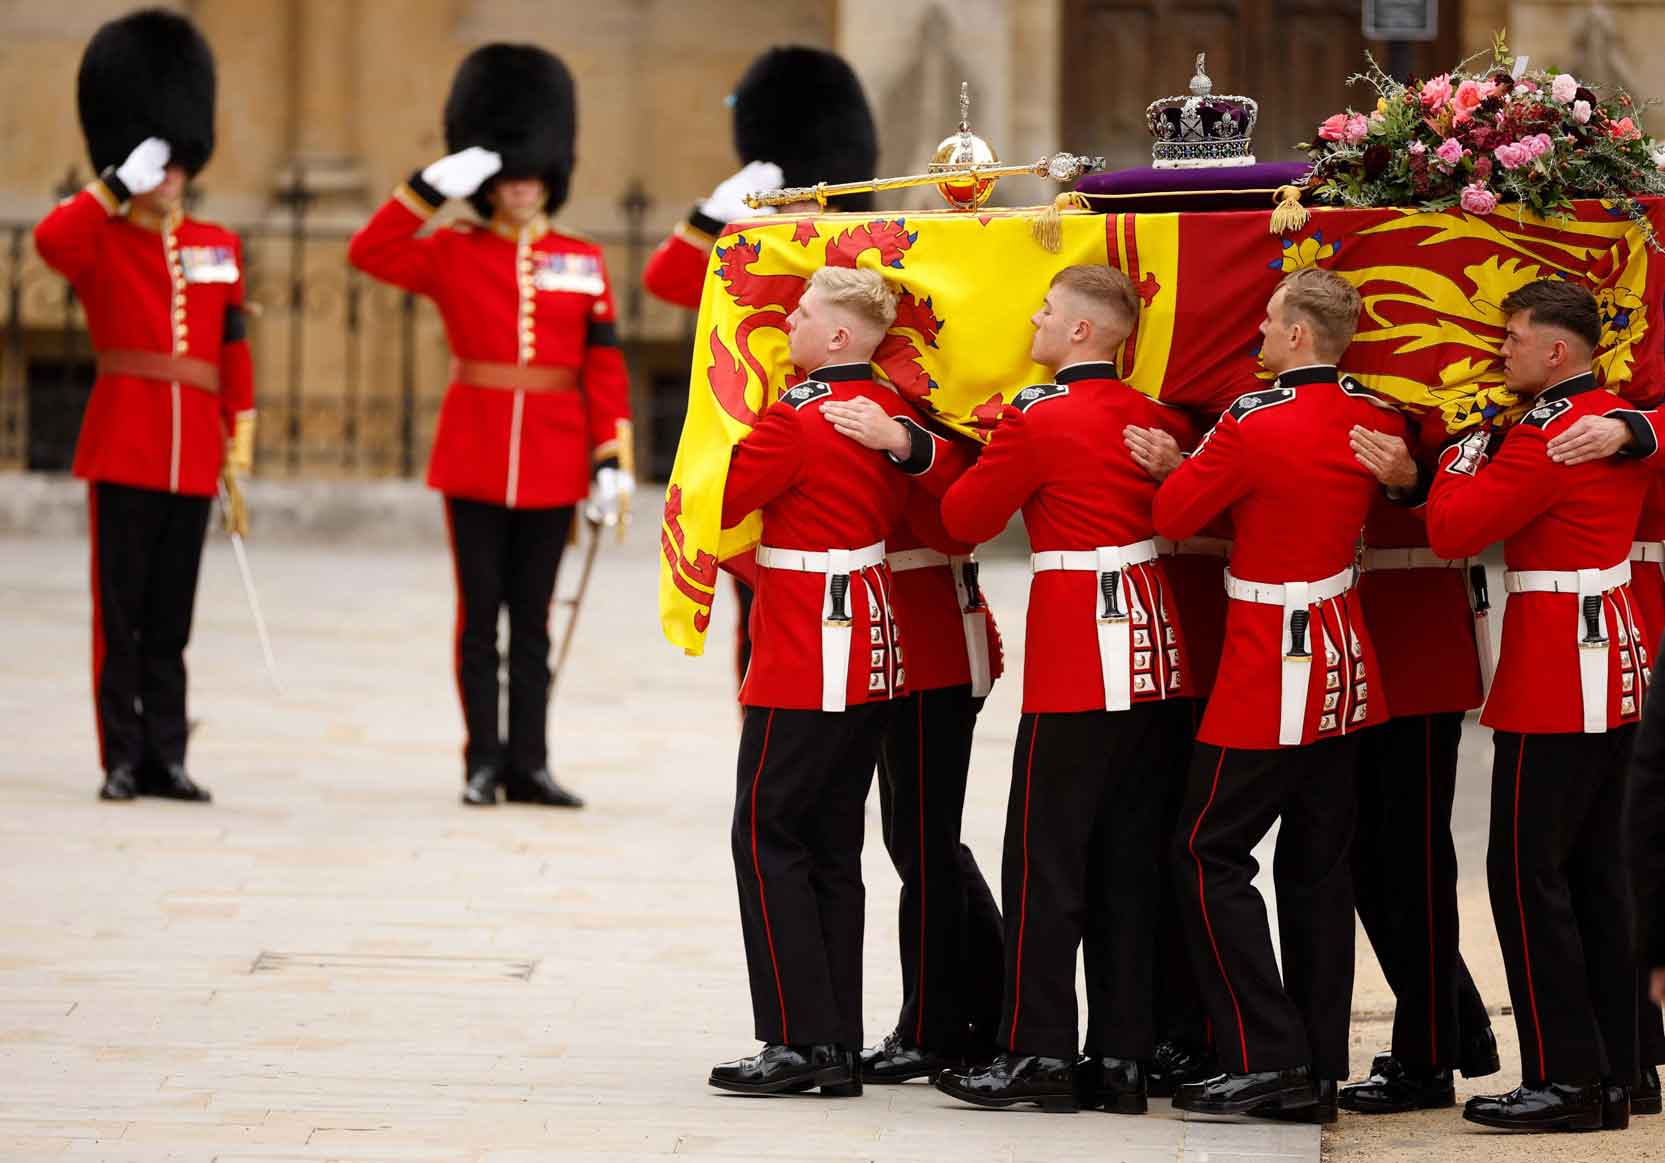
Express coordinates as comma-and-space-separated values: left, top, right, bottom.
1154, 536, 1233, 559
1225, 566, 1357, 746
886, 547, 949, 572
887, 548, 993, 697
757, 540, 887, 712
1631, 541, 1665, 565
1032, 539, 1158, 711
1362, 547, 1498, 692
1359, 547, 1458, 571
1504, 560, 1630, 734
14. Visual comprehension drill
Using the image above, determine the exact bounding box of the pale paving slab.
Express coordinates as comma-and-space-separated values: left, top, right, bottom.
0, 518, 1314, 1163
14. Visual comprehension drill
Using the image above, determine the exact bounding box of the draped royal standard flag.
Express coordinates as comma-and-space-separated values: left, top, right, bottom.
660, 199, 1665, 655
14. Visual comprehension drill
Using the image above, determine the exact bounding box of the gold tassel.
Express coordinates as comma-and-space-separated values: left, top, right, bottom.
1030, 192, 1092, 253
1269, 185, 1309, 234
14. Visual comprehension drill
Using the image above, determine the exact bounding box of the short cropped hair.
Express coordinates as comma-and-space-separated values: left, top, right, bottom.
1278, 267, 1361, 359
807, 266, 898, 332
1501, 278, 1601, 351
1050, 264, 1140, 329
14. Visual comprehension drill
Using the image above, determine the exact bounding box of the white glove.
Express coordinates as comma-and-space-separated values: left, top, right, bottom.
421, 147, 503, 200
699, 161, 783, 222
115, 137, 170, 196
584, 466, 635, 526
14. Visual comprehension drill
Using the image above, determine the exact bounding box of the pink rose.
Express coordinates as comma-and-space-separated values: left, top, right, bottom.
1573, 100, 1592, 124
1523, 133, 1554, 159
1317, 112, 1349, 142
1452, 79, 1495, 121
1493, 141, 1531, 170
1434, 137, 1463, 166
1343, 113, 1370, 145
1609, 116, 1641, 142
1552, 73, 1579, 104
1420, 74, 1453, 110
1407, 139, 1428, 156
1460, 183, 1499, 214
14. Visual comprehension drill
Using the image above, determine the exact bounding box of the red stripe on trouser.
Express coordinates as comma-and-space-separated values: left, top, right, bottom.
1512, 735, 1547, 1077
1008, 715, 1039, 1049
914, 693, 928, 1043
750, 710, 789, 1041
1424, 717, 1438, 1057
88, 485, 107, 768
442, 504, 467, 763
1188, 747, 1250, 1071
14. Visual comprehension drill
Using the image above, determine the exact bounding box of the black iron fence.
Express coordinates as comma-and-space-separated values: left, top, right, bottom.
1, 183, 697, 482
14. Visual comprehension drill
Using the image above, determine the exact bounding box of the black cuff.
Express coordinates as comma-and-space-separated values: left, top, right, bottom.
405, 169, 446, 208
98, 166, 131, 205
222, 304, 247, 344
1610, 409, 1658, 458
592, 455, 620, 478
885, 417, 936, 476
586, 319, 619, 348
689, 206, 727, 236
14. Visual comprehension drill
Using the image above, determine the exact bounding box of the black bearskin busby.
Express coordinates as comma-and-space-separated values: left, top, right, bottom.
731, 47, 877, 212
77, 8, 217, 177
444, 43, 576, 220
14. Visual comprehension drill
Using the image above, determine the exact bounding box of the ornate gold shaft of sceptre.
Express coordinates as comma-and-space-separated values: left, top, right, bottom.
742, 152, 1106, 211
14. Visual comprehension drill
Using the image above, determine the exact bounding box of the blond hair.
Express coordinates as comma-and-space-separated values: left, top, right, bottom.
1050, 264, 1140, 330
807, 266, 899, 333
1277, 267, 1361, 359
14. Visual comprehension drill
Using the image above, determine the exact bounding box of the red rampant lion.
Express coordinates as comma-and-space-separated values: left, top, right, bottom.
706, 220, 946, 424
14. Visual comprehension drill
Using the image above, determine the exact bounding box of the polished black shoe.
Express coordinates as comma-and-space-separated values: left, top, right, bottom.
1146, 1039, 1218, 1098
99, 764, 138, 801
503, 767, 584, 808
1081, 1056, 1147, 1115
1634, 1066, 1661, 1116
934, 1053, 1085, 1112
859, 1030, 960, 1084
1172, 1068, 1315, 1116
1462, 1081, 1603, 1132
708, 1043, 856, 1096
1252, 1080, 1338, 1124
461, 766, 500, 806
1339, 1058, 1455, 1114
1602, 1083, 1631, 1130
1458, 1024, 1502, 1079
141, 763, 211, 802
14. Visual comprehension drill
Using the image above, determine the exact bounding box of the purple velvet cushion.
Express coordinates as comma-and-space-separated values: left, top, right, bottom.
1075, 162, 1312, 212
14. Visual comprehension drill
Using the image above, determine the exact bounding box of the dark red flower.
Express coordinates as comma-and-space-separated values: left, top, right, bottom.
1363, 144, 1391, 177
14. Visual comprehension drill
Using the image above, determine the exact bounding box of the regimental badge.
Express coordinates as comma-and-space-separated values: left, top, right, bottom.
782, 381, 832, 409
1012, 383, 1068, 412
1520, 397, 1572, 429
180, 245, 238, 284
1227, 386, 1295, 423
532, 252, 605, 295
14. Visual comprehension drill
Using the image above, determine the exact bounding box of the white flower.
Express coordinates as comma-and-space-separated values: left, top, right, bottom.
1573, 99, 1592, 124
1552, 73, 1579, 103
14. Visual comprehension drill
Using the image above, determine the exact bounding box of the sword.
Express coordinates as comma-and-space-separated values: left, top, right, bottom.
550, 513, 604, 705
216, 479, 281, 695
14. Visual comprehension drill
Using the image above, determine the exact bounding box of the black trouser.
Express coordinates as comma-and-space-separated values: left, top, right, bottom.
88, 482, 211, 773
1152, 698, 1212, 1052
875, 685, 1004, 1048
997, 703, 1177, 1060
1489, 729, 1637, 1086
1173, 735, 1360, 1079
443, 498, 573, 774
1627, 640, 1665, 1069
1353, 712, 1492, 1072
732, 703, 884, 1049
733, 577, 755, 688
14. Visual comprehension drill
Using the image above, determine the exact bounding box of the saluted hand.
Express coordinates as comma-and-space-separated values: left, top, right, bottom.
116, 137, 171, 196
1547, 415, 1631, 465
1349, 425, 1418, 489
701, 161, 783, 222
820, 396, 911, 458
420, 146, 504, 200
1123, 425, 1183, 481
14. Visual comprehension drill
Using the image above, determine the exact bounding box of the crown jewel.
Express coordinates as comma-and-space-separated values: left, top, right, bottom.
1145, 53, 1258, 169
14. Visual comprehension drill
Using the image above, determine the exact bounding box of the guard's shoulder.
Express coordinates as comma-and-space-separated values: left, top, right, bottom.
441, 219, 477, 236
1226, 386, 1296, 423
780, 380, 832, 410
1339, 375, 1398, 412
1011, 383, 1068, 413
1518, 397, 1572, 431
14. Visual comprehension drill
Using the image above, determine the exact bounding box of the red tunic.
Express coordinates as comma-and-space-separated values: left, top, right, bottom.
33, 177, 254, 496
1426, 376, 1653, 734
934, 362, 1194, 714
1630, 476, 1665, 646
1149, 407, 1231, 696
1155, 366, 1405, 750
1358, 491, 1485, 717
347, 178, 631, 508
720, 365, 912, 710
642, 210, 721, 311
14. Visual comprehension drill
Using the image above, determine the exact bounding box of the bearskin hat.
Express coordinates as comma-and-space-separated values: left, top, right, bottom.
444, 43, 576, 219
731, 46, 878, 212
77, 8, 217, 177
